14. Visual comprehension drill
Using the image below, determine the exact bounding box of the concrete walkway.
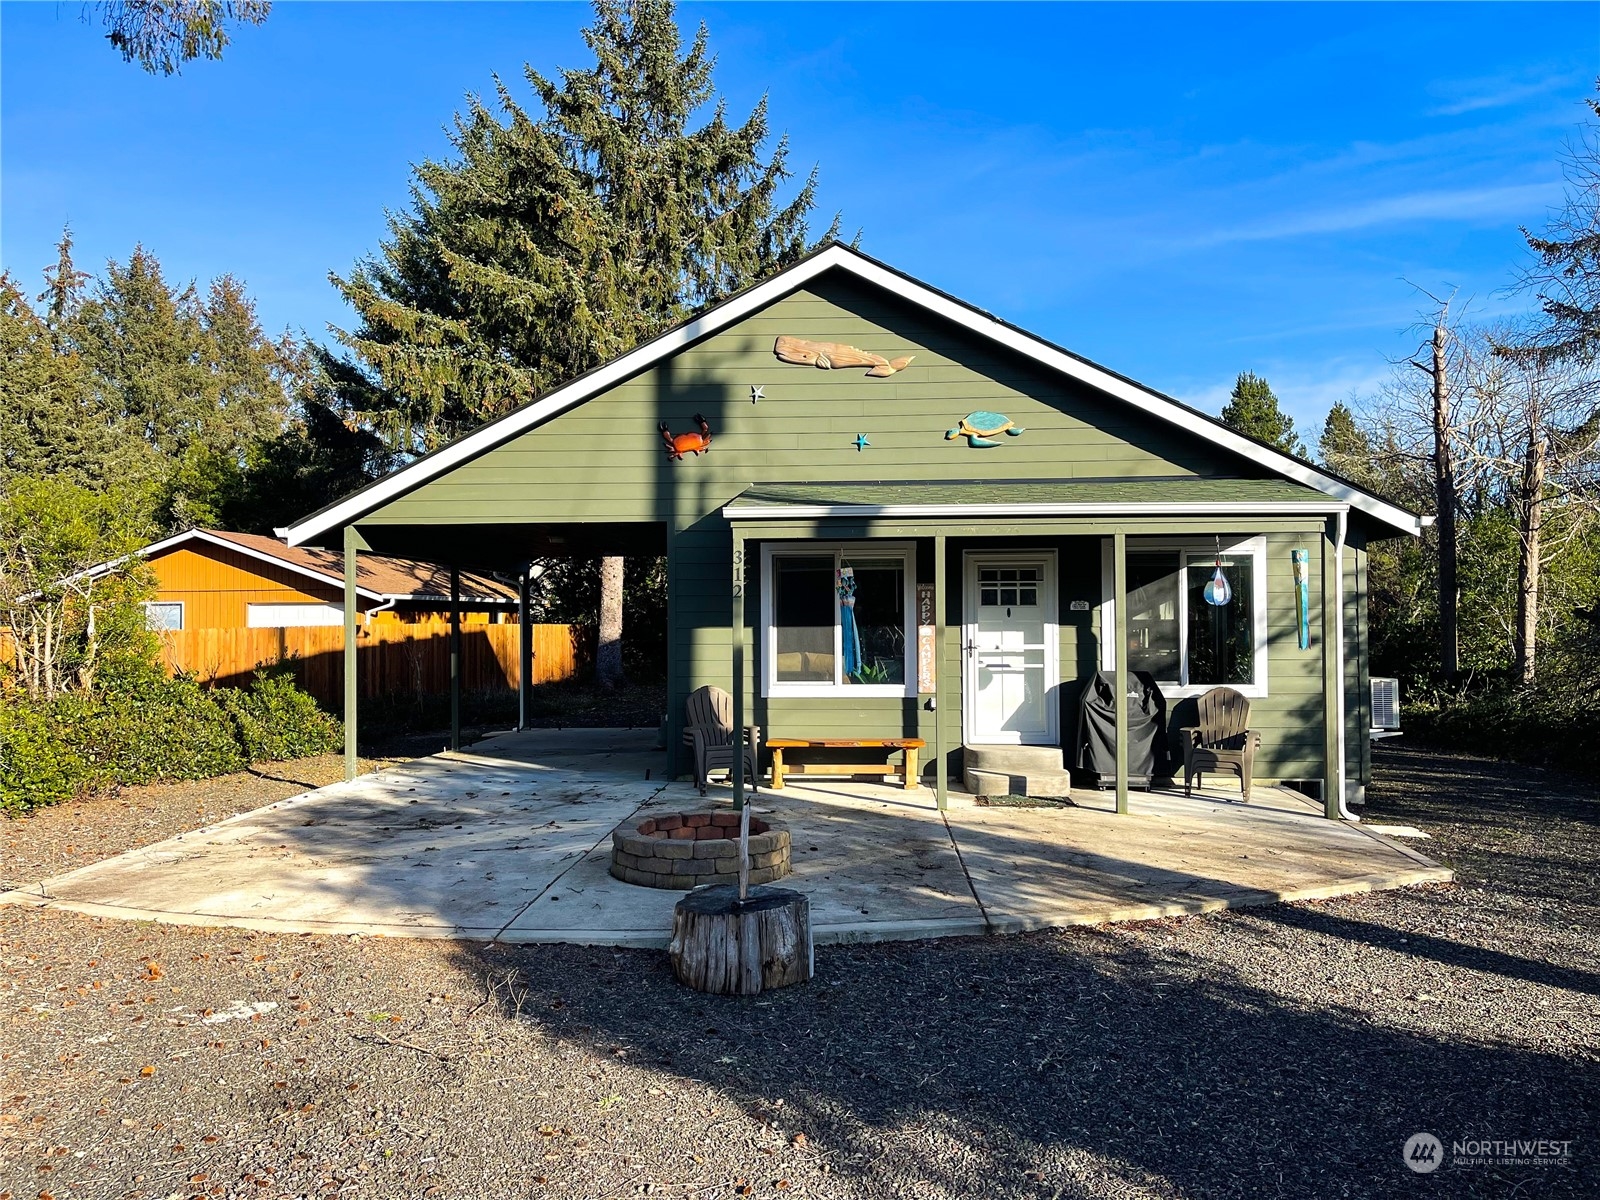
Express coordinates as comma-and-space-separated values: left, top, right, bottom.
1, 729, 1452, 946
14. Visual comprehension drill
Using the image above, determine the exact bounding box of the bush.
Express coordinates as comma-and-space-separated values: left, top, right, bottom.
215, 669, 342, 762
1406, 638, 1600, 771
0, 669, 341, 814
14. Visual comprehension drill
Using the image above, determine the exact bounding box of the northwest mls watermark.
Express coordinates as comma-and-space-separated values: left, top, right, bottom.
1404, 1132, 1574, 1173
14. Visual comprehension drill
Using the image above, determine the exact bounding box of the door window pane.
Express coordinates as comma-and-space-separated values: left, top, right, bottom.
842, 556, 905, 686
1186, 556, 1255, 685
1125, 553, 1179, 681
773, 556, 835, 681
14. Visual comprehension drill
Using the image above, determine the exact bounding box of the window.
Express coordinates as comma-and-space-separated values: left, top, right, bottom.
978, 566, 1040, 608
246, 602, 344, 628
142, 601, 183, 631
763, 543, 914, 696
1102, 537, 1268, 696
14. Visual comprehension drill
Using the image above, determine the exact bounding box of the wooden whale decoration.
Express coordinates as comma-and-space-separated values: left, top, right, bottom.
774, 336, 914, 378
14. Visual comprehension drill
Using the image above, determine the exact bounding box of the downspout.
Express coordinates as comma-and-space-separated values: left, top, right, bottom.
364, 596, 398, 626
1334, 508, 1356, 821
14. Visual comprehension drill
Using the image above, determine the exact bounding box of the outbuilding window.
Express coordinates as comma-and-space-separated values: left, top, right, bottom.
142, 601, 184, 631
1101, 536, 1270, 696
762, 543, 915, 697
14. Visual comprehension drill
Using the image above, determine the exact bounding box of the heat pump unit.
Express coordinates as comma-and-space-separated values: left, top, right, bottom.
1371, 677, 1400, 732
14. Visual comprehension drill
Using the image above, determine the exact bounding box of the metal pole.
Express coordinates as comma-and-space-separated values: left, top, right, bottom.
517, 566, 532, 730
731, 529, 746, 812
1113, 531, 1129, 816
342, 526, 359, 782
933, 533, 948, 811
449, 564, 461, 752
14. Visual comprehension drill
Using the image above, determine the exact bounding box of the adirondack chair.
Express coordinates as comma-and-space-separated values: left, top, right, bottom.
1180, 686, 1262, 801
682, 685, 760, 796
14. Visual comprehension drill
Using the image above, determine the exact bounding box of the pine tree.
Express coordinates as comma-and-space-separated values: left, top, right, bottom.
1318, 400, 1374, 485
330, 0, 838, 453
1221, 371, 1305, 457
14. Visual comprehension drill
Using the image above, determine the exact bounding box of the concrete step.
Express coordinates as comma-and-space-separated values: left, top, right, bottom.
964, 744, 1065, 775
965, 766, 1077, 799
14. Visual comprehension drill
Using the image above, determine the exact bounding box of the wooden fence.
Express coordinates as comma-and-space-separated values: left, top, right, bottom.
154, 621, 589, 708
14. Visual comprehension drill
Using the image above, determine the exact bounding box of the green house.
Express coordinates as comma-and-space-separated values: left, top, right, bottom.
283, 244, 1422, 818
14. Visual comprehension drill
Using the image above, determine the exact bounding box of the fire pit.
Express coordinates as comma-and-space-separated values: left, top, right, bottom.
610, 811, 791, 890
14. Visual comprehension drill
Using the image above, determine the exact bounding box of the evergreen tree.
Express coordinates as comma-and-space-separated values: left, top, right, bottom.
93, 0, 271, 76
1318, 400, 1374, 485
1221, 371, 1306, 457
331, 0, 838, 453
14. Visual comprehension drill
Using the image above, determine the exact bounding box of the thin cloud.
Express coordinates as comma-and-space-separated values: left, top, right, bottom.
1188, 182, 1558, 249
1428, 73, 1577, 117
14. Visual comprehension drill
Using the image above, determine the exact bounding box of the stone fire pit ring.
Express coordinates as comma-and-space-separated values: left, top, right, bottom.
610, 811, 791, 890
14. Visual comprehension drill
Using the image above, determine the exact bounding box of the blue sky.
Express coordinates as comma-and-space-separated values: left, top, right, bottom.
4, 2, 1596, 438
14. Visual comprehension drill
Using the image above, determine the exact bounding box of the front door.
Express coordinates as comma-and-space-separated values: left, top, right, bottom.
963, 553, 1059, 745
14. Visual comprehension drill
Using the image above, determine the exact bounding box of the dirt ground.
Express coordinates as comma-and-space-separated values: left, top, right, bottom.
2, 742, 1595, 1199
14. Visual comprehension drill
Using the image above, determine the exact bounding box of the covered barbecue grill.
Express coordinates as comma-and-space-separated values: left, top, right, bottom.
1074, 670, 1169, 790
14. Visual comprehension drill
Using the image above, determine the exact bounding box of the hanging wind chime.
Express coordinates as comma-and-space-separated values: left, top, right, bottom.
1203, 537, 1233, 607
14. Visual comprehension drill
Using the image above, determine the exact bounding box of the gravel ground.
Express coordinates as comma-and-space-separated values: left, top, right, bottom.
2, 742, 1595, 1199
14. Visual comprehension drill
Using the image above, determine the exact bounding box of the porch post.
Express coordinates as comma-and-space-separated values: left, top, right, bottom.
342, 525, 359, 782
1321, 522, 1341, 819
517, 565, 532, 730
731, 528, 747, 811
1113, 530, 1129, 816
934, 533, 948, 811
449, 564, 461, 752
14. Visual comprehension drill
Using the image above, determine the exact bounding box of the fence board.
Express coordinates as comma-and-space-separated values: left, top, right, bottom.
153, 623, 589, 707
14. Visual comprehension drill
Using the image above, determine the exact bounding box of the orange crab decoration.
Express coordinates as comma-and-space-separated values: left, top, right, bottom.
659, 414, 713, 461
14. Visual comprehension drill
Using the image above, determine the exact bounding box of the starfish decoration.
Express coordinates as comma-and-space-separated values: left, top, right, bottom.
853, 433, 871, 451
749, 385, 765, 404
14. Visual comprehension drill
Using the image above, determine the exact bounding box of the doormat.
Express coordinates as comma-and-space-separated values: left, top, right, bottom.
976, 795, 1075, 809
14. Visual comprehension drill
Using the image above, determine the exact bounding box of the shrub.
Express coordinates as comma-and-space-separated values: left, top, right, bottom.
0, 669, 341, 814
215, 669, 341, 762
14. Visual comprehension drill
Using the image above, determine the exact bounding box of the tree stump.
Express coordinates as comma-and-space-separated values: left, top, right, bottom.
668, 885, 812, 995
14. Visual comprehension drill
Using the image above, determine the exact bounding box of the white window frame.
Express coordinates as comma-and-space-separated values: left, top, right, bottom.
142, 600, 184, 632
246, 602, 344, 628
760, 541, 917, 698
1099, 535, 1270, 699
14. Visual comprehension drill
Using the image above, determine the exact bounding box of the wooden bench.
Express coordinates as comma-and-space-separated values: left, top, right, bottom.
766, 738, 926, 791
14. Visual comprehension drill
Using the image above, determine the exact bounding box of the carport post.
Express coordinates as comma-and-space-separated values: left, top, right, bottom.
731, 528, 746, 811
449, 565, 462, 752
934, 533, 948, 811
342, 525, 360, 782
1113, 530, 1129, 816
517, 566, 532, 730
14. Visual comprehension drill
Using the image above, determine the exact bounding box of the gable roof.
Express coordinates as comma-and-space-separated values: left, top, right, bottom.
282, 242, 1424, 543
127, 529, 517, 603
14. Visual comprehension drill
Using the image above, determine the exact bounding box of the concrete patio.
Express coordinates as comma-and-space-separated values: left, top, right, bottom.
0, 729, 1452, 946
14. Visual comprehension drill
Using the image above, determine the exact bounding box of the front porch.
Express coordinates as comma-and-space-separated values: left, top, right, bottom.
2, 729, 1450, 946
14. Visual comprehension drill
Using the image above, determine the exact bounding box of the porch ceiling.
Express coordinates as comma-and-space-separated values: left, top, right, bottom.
723, 477, 1344, 520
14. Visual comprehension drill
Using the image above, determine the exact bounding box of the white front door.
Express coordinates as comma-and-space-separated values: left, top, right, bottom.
964, 553, 1059, 745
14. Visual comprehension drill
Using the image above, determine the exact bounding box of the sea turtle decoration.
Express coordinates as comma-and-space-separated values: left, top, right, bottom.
946, 411, 1025, 448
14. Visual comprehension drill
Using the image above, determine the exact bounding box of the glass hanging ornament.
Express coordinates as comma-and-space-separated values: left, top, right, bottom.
1203, 538, 1232, 607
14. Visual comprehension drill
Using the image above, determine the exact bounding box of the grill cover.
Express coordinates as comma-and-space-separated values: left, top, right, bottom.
1074, 670, 1169, 788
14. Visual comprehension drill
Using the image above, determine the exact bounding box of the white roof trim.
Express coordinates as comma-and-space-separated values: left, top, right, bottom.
283, 244, 1422, 542
723, 501, 1350, 521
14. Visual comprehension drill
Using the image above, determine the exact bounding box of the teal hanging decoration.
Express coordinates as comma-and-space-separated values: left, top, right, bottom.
1203, 538, 1232, 607
837, 566, 862, 678
1292, 548, 1310, 649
